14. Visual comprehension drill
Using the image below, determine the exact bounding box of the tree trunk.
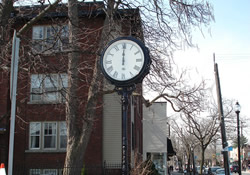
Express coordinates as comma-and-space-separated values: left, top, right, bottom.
0, 0, 13, 42
64, 0, 85, 174
200, 147, 205, 175
187, 151, 191, 173
63, 1, 114, 174
0, 0, 13, 57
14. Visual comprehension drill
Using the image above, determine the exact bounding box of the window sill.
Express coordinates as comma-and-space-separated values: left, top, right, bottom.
27, 101, 65, 105
32, 49, 70, 55
25, 149, 66, 153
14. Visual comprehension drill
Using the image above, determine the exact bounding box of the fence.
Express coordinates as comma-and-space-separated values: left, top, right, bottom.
13, 162, 122, 175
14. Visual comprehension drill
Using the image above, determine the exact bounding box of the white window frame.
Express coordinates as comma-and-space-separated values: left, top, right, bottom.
32, 25, 69, 53
29, 169, 41, 175
43, 122, 57, 150
30, 73, 68, 103
29, 122, 41, 149
29, 122, 67, 151
43, 169, 58, 175
59, 122, 67, 149
30, 169, 60, 175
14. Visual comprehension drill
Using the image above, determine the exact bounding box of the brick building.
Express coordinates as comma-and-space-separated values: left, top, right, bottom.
0, 2, 143, 174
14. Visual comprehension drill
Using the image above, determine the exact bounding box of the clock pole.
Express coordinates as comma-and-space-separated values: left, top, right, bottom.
117, 86, 135, 175
121, 88, 129, 175
100, 36, 151, 175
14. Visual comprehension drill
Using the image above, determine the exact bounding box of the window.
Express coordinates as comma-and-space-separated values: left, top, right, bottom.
29, 122, 67, 151
44, 123, 57, 149
30, 169, 40, 175
30, 169, 61, 175
146, 152, 165, 174
30, 123, 41, 149
59, 122, 67, 149
30, 73, 68, 103
44, 169, 58, 175
32, 25, 69, 53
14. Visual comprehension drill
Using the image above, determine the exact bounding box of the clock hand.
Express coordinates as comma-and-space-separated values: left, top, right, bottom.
122, 49, 125, 66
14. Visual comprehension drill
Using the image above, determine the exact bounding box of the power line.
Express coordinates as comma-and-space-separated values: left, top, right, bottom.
215, 53, 250, 61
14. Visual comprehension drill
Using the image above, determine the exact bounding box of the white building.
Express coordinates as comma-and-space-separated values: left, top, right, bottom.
143, 102, 175, 174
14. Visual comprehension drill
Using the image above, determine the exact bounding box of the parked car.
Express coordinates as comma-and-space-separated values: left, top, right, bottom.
196, 166, 205, 174
231, 165, 239, 173
215, 168, 225, 175
204, 167, 209, 174
208, 166, 221, 175
216, 168, 231, 175
215, 168, 232, 175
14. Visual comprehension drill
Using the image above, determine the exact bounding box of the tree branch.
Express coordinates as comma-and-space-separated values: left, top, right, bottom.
17, 0, 62, 36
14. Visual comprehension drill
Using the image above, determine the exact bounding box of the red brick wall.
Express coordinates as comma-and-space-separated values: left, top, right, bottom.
0, 71, 10, 166
10, 7, 105, 170
0, 3, 143, 173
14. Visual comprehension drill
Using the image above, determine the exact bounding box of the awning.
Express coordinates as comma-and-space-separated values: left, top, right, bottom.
167, 138, 176, 156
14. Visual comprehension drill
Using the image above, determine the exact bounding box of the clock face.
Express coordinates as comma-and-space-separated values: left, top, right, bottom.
102, 39, 145, 82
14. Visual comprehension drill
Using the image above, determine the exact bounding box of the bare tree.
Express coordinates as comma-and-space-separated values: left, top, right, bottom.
0, 0, 14, 61
171, 133, 188, 172
171, 91, 233, 174
0, 0, 215, 175
177, 96, 236, 174
184, 113, 220, 174
62, 1, 214, 174
172, 117, 200, 173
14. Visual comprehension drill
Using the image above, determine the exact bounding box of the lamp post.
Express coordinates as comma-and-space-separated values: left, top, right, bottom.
235, 102, 241, 175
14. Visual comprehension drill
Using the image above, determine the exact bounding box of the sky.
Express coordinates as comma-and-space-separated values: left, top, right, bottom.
11, 0, 250, 140
173, 0, 250, 141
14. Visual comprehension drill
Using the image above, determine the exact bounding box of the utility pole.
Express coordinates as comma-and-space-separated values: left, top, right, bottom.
214, 54, 230, 175
8, 30, 20, 175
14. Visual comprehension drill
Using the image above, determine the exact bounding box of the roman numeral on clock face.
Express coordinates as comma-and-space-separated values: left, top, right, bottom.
107, 66, 113, 73
134, 50, 140, 55
114, 46, 119, 51
130, 72, 134, 77
106, 60, 112, 64
134, 65, 140, 71
113, 71, 118, 78
121, 73, 125, 80
122, 43, 126, 49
